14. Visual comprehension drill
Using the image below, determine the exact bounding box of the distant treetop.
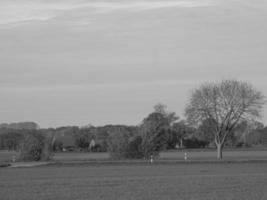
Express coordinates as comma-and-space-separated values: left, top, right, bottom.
0, 122, 40, 130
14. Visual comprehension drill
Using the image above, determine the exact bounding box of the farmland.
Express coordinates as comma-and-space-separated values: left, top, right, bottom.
1, 162, 267, 200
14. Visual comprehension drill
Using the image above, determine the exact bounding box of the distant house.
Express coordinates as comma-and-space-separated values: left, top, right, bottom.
89, 139, 96, 149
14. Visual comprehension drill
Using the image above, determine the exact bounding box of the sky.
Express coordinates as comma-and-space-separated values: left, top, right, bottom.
0, 0, 267, 128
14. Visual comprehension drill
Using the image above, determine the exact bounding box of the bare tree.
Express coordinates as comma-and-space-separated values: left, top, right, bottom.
185, 80, 265, 159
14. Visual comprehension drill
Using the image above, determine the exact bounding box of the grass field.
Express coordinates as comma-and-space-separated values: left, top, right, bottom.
1, 163, 267, 200
1, 150, 267, 199
1, 149, 267, 163
53, 149, 267, 162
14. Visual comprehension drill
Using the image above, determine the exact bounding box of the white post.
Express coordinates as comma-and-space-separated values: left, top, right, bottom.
12, 155, 16, 162
150, 155, 154, 164
184, 152, 187, 161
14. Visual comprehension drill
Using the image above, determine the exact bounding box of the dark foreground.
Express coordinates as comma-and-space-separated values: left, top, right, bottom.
1, 163, 267, 200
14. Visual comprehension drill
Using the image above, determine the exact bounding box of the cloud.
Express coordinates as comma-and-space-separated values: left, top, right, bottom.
0, 79, 197, 92
0, 0, 216, 26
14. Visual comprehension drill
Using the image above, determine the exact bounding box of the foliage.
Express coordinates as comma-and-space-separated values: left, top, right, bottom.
183, 137, 209, 148
0, 130, 24, 150
125, 136, 144, 159
154, 103, 179, 125
91, 141, 108, 152
168, 120, 191, 148
52, 140, 63, 151
140, 112, 171, 158
67, 127, 91, 150
107, 129, 131, 159
0, 122, 39, 130
0, 91, 266, 162
18, 131, 53, 161
234, 121, 266, 147
196, 118, 217, 145
75, 135, 90, 149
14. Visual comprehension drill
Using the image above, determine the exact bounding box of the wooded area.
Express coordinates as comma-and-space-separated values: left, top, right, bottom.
0, 80, 266, 160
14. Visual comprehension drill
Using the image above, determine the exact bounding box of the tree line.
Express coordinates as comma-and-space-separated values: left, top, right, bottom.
0, 80, 266, 160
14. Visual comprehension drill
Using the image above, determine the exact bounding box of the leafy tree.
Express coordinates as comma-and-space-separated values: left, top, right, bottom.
0, 129, 24, 150
74, 128, 94, 150
107, 105, 177, 160
140, 112, 170, 158
185, 80, 265, 159
75, 134, 89, 149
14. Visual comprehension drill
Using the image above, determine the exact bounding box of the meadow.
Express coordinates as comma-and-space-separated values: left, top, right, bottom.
53, 149, 267, 162
1, 162, 267, 200
1, 150, 267, 199
2, 149, 267, 164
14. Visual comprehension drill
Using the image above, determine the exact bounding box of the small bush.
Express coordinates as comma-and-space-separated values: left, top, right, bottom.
125, 136, 144, 159
108, 131, 144, 159
108, 131, 130, 159
18, 132, 53, 161
53, 140, 63, 151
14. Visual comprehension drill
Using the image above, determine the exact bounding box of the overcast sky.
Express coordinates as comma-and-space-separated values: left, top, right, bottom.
1, 0, 267, 128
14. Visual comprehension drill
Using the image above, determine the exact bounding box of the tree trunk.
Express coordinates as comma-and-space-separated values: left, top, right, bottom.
217, 143, 223, 159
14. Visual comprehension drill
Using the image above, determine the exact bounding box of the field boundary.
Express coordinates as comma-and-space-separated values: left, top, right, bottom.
3, 158, 267, 168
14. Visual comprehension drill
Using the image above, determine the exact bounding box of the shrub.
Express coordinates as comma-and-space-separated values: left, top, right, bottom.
108, 131, 129, 159
108, 112, 170, 160
75, 136, 89, 149
125, 136, 144, 159
53, 140, 63, 151
18, 132, 53, 161
108, 134, 144, 159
